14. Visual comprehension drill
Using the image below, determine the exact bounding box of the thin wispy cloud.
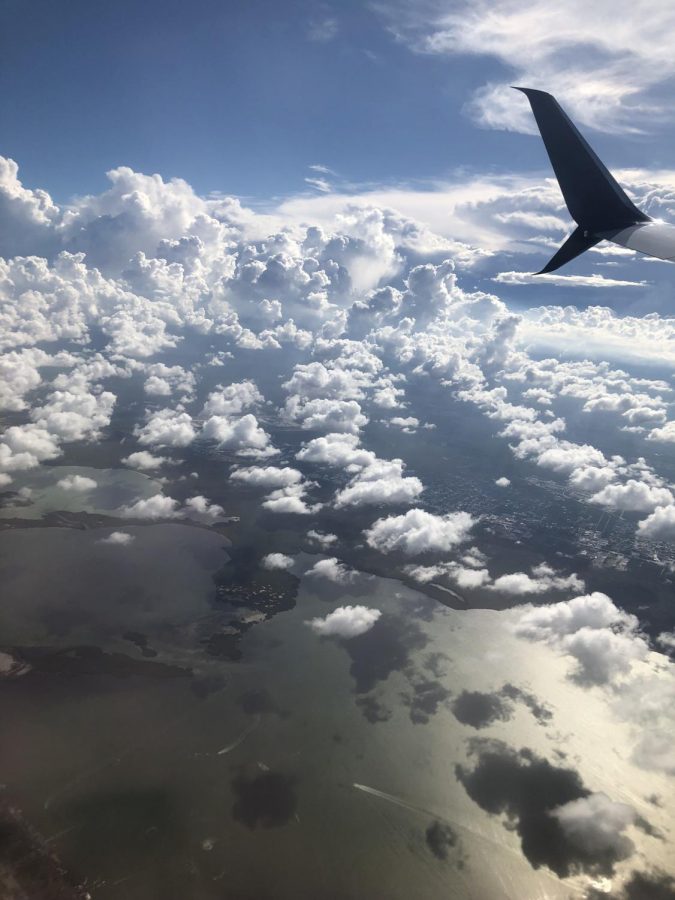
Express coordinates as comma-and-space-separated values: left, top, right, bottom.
379, 0, 675, 134
494, 271, 650, 288
307, 17, 339, 43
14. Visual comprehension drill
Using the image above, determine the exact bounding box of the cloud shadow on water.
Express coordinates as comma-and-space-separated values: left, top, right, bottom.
340, 614, 429, 694
456, 739, 634, 878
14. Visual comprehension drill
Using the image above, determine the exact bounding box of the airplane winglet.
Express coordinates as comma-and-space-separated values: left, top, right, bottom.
513, 87, 651, 274
536, 225, 601, 275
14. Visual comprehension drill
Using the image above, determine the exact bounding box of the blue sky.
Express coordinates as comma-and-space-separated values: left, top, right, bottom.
4, 0, 674, 204
5, 0, 675, 315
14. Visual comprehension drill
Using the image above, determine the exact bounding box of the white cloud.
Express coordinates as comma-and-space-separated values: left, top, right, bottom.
307, 529, 338, 547
334, 458, 423, 508
118, 494, 180, 519
520, 305, 675, 368
121, 450, 168, 470
0, 157, 59, 257
135, 409, 196, 448
638, 504, 675, 540
284, 396, 368, 434
202, 413, 276, 456
657, 631, 675, 650
495, 271, 648, 289
0, 348, 54, 411
383, 0, 675, 135
514, 592, 634, 641
389, 416, 420, 432
552, 793, 636, 862
296, 432, 374, 468
261, 482, 320, 515
282, 361, 368, 401
230, 466, 303, 489
98, 531, 135, 546
614, 675, 675, 774
364, 508, 475, 555
590, 479, 673, 513
648, 421, 675, 443
0, 424, 62, 474
31, 384, 116, 443
495, 476, 510, 487
536, 443, 609, 476
143, 363, 195, 399
404, 561, 490, 588
372, 384, 405, 409
201, 381, 264, 417
305, 557, 357, 583
489, 564, 584, 596
2, 153, 674, 563
452, 565, 491, 588
569, 466, 617, 492
261, 552, 294, 570
306, 605, 381, 638
513, 592, 648, 685
562, 627, 648, 686
183, 495, 224, 521
57, 474, 97, 492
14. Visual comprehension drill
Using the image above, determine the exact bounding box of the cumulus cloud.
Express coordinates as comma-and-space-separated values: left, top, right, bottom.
261, 552, 294, 570
615, 675, 675, 775
388, 416, 419, 432
57, 474, 97, 492
0, 157, 59, 257
536, 443, 608, 476
121, 450, 168, 470
590, 479, 673, 514
118, 494, 180, 519
514, 592, 635, 641
230, 466, 321, 515
296, 432, 374, 468
648, 421, 675, 443
261, 482, 320, 514
0, 348, 66, 411
143, 363, 195, 399
405, 560, 490, 588
202, 413, 277, 457
569, 465, 617, 492
514, 592, 648, 685
284, 396, 368, 434
334, 458, 423, 508
306, 605, 381, 638
282, 361, 369, 401
135, 409, 196, 448
31, 384, 116, 443
307, 529, 338, 547
0, 424, 62, 476
305, 557, 357, 583
183, 495, 225, 521
201, 381, 264, 417
638, 504, 675, 541
364, 508, 475, 555
495, 476, 510, 487
98, 531, 135, 545
489, 564, 584, 596
230, 466, 303, 489
552, 793, 636, 863
405, 558, 582, 597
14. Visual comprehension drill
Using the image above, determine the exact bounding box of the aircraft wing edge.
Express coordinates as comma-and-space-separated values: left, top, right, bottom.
597, 222, 675, 262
